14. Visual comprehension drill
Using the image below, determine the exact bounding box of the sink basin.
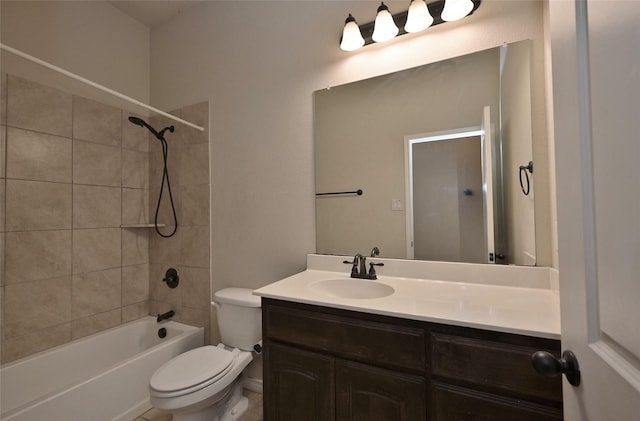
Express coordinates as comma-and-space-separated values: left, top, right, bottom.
309, 278, 395, 299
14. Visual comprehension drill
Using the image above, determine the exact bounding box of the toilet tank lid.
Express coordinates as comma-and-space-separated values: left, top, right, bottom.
213, 288, 261, 307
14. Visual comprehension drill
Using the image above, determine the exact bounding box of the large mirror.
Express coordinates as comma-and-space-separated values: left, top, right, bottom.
314, 40, 539, 266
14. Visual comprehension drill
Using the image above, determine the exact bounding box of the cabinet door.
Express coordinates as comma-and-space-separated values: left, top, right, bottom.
264, 341, 335, 421
336, 359, 426, 421
431, 382, 562, 421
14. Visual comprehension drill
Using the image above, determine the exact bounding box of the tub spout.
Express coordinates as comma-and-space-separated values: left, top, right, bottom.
156, 310, 175, 322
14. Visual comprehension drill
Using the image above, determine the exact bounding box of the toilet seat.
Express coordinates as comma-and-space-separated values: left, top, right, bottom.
150, 346, 236, 398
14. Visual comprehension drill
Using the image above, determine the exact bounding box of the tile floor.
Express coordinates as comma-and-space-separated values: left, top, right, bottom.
135, 390, 263, 421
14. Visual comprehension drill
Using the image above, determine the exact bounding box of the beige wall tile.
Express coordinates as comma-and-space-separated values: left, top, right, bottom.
1, 83, 210, 358
4, 276, 71, 337
73, 140, 121, 187
181, 306, 209, 344
0, 178, 4, 234
150, 299, 180, 321
180, 143, 209, 186
1, 125, 5, 181
0, 285, 4, 361
123, 114, 149, 152
5, 180, 71, 231
6, 127, 72, 183
181, 266, 210, 310
0, 177, 7, 238
122, 301, 149, 323
73, 228, 121, 274
149, 143, 180, 190
3, 322, 71, 364
154, 190, 181, 227
73, 96, 122, 147
181, 226, 210, 268
122, 263, 149, 305
0, 233, 4, 286
123, 149, 149, 188
71, 308, 121, 340
72, 268, 121, 318
73, 185, 121, 228
149, 229, 181, 265
5, 230, 71, 283
122, 188, 150, 225
7, 76, 72, 137
149, 264, 182, 308
1, 73, 7, 126
122, 228, 149, 266
181, 183, 209, 226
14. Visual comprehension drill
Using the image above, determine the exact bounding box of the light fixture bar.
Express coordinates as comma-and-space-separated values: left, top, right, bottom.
354, 0, 481, 47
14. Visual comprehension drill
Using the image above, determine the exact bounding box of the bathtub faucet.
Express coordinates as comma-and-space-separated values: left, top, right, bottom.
156, 310, 175, 323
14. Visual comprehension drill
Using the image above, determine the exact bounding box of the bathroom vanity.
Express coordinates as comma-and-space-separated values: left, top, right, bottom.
255, 255, 562, 420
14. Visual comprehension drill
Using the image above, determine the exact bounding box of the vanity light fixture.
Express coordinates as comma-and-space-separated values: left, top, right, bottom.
340, 14, 366, 51
404, 0, 434, 33
441, 0, 475, 21
339, 0, 480, 51
371, 2, 399, 43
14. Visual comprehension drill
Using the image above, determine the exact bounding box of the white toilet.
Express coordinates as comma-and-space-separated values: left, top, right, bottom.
149, 288, 262, 421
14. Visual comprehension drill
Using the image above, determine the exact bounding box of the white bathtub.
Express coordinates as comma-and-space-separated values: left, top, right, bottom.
0, 316, 204, 421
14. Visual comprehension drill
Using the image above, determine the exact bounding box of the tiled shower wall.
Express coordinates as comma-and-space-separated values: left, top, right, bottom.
0, 74, 210, 363
147, 103, 211, 345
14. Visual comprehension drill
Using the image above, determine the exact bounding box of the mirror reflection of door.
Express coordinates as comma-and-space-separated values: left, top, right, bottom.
412, 135, 484, 263
405, 126, 492, 263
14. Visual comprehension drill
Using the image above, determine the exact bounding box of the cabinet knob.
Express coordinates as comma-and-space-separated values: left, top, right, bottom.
531, 350, 581, 387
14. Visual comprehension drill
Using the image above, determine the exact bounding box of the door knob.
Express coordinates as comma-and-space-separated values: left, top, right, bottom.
531, 350, 581, 386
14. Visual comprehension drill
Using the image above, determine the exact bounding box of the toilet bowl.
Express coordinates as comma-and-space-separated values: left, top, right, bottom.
149, 288, 261, 421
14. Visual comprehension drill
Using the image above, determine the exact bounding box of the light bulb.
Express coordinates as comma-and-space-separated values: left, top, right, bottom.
441, 0, 474, 22
372, 3, 399, 43
404, 0, 433, 33
340, 14, 365, 51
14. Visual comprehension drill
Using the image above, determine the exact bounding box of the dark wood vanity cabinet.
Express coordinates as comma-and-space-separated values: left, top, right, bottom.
263, 298, 562, 420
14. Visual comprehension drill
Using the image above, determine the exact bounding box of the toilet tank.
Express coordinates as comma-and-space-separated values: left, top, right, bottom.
213, 288, 262, 351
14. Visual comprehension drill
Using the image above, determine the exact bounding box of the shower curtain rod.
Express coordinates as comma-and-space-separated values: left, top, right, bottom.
0, 43, 205, 132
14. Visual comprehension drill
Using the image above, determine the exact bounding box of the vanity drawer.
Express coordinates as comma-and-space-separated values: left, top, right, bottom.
430, 331, 562, 403
431, 381, 563, 421
263, 299, 426, 372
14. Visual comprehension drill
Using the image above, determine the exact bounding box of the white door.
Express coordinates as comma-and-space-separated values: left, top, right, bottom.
549, 0, 640, 419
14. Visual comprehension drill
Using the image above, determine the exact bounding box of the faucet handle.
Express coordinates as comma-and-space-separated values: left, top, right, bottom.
368, 262, 384, 276
343, 257, 359, 275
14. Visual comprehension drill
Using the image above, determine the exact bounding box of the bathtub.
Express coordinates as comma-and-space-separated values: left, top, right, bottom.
0, 316, 204, 421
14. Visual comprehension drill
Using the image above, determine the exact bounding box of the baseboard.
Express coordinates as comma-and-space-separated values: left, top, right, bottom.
244, 377, 263, 394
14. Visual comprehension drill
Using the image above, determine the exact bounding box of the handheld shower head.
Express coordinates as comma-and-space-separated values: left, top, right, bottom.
127, 115, 178, 238
127, 116, 174, 141
128, 116, 146, 127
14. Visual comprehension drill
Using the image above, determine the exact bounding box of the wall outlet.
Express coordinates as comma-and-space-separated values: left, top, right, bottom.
391, 199, 404, 211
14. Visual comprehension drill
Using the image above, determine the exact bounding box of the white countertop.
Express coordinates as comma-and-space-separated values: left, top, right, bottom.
254, 266, 561, 340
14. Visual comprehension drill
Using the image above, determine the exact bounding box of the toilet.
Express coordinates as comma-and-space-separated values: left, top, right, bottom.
149, 288, 262, 421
